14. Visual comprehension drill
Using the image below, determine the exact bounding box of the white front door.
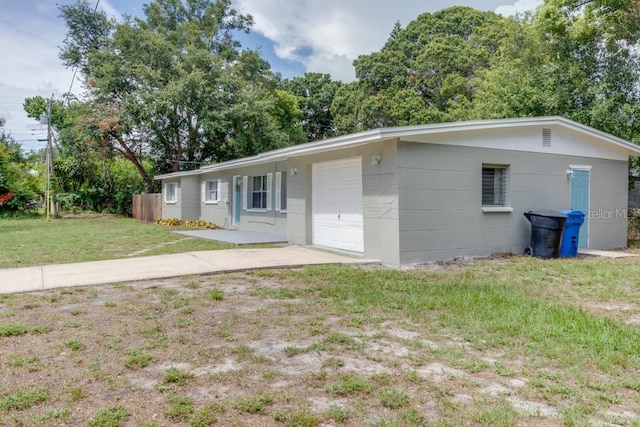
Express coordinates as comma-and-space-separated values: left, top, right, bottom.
312, 157, 364, 253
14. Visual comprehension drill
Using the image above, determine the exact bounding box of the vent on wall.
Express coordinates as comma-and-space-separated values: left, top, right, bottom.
542, 128, 552, 147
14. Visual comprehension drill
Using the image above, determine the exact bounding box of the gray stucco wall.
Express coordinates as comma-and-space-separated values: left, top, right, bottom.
397, 142, 629, 264
180, 175, 202, 220
197, 162, 288, 235
287, 140, 401, 265
199, 173, 232, 228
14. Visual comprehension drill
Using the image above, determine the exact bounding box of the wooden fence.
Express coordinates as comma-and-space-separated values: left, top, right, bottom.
132, 193, 162, 223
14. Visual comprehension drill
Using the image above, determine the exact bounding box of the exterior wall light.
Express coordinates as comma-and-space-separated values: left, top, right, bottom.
371, 155, 381, 166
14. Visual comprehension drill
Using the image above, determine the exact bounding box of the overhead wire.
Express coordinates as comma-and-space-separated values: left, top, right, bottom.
65, 0, 101, 103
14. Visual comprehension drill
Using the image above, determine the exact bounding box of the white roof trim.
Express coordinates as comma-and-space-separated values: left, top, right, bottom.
155, 116, 640, 180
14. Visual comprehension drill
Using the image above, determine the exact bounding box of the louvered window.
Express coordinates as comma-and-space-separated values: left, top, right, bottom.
542, 128, 551, 147
482, 165, 508, 206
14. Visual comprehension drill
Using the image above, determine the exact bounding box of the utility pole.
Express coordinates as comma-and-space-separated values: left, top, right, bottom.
44, 96, 54, 220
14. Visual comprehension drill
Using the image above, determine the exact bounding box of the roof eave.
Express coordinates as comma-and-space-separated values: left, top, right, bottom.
155, 116, 640, 181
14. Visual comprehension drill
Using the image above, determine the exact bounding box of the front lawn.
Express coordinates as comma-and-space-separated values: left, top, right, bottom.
1, 256, 640, 425
0, 216, 233, 268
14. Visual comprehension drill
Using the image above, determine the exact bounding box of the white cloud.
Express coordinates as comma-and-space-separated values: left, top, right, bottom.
495, 0, 543, 17
1, 0, 546, 147
0, 2, 78, 147
98, 0, 122, 21
235, 0, 537, 82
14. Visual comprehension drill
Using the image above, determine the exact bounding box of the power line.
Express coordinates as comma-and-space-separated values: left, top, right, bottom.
65, 0, 101, 102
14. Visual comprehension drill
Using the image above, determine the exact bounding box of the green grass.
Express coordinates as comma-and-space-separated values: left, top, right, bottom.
232, 393, 275, 414
0, 217, 233, 268
378, 387, 410, 409
190, 402, 225, 427
87, 404, 128, 427
0, 387, 50, 411
163, 395, 194, 422
64, 339, 85, 352
123, 350, 155, 369
0, 323, 28, 336
160, 367, 195, 386
209, 288, 224, 301
297, 261, 640, 373
2, 255, 640, 424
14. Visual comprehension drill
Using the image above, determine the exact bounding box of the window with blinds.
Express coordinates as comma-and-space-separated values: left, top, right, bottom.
482, 165, 508, 206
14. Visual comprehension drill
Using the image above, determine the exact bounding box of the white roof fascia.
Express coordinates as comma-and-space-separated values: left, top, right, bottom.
155, 116, 640, 181
383, 116, 640, 155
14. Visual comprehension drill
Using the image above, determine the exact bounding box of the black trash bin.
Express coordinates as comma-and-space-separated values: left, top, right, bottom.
523, 210, 567, 259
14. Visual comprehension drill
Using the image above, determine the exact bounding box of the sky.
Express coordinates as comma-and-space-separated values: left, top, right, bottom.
0, 0, 543, 151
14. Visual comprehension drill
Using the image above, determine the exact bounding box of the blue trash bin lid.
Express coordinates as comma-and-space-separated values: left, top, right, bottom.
558, 209, 585, 217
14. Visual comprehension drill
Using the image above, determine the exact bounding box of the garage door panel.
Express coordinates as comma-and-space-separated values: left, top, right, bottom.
312, 157, 364, 253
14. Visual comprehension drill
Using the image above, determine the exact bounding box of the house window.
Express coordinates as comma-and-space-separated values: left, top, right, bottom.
276, 172, 287, 212
165, 182, 177, 203
482, 165, 508, 206
242, 174, 272, 211
203, 179, 221, 203
252, 176, 267, 209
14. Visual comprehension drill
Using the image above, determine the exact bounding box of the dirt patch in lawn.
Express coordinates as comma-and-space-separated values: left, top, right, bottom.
0, 268, 638, 426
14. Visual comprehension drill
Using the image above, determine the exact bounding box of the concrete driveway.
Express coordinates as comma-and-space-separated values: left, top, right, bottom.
174, 229, 287, 245
0, 246, 377, 294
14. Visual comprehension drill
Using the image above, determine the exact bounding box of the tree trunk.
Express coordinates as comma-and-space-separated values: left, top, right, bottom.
116, 137, 155, 194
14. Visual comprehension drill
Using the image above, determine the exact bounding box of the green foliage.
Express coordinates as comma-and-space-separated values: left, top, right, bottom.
283, 73, 342, 141
332, 7, 508, 133
328, 2, 640, 156
190, 402, 225, 427
628, 209, 640, 241
124, 350, 155, 369
154, 218, 221, 229
161, 367, 195, 386
326, 405, 349, 422
209, 288, 224, 301
0, 387, 50, 411
28, 0, 640, 209
0, 323, 28, 337
378, 387, 410, 409
53, 156, 152, 216
273, 409, 321, 426
163, 395, 195, 422
87, 404, 128, 427
325, 374, 374, 396
64, 339, 85, 352
232, 393, 274, 414
0, 129, 40, 214
55, 0, 302, 194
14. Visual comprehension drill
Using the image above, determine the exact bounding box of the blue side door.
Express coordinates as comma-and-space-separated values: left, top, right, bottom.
570, 169, 590, 248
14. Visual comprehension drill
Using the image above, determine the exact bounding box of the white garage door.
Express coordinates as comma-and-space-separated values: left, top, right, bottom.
312, 157, 364, 253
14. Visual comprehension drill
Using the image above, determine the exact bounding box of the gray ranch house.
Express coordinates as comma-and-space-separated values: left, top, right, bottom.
155, 116, 640, 266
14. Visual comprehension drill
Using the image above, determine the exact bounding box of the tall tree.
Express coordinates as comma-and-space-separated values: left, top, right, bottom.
332, 7, 509, 134
283, 73, 341, 141
58, 0, 303, 189
462, 0, 640, 143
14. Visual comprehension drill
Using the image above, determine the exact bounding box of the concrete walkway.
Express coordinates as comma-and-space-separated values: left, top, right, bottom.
578, 249, 638, 259
0, 246, 377, 295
